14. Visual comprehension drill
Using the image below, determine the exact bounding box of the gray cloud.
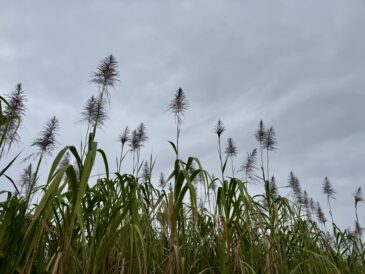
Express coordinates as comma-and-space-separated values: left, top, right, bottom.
1, 0, 365, 228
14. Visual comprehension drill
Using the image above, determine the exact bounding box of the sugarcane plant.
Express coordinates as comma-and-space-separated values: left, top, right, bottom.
0, 55, 364, 274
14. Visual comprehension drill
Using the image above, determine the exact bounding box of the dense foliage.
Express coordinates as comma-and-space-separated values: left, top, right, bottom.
0, 55, 364, 273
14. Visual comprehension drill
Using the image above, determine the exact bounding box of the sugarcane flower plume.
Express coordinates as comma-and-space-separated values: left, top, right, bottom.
91, 54, 120, 95
354, 187, 364, 206
302, 190, 310, 210
167, 87, 189, 125
118, 126, 130, 146
316, 202, 327, 225
288, 171, 302, 202
32, 116, 59, 154
214, 119, 225, 138
264, 126, 277, 151
270, 176, 278, 195
322, 177, 335, 199
240, 148, 257, 181
255, 120, 266, 147
1, 83, 27, 147
80, 94, 108, 128
4, 83, 26, 117
310, 197, 316, 212
142, 161, 151, 183
225, 137, 238, 158
136, 123, 148, 144
18, 163, 35, 195
129, 130, 139, 152
129, 123, 148, 151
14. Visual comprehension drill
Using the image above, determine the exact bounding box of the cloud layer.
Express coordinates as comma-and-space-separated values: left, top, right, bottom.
1, 0, 365, 229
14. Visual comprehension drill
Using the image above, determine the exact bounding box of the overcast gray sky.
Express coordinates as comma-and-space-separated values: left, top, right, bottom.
1, 0, 364, 229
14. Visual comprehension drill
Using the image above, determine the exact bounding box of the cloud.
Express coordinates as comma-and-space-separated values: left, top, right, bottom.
1, 0, 365, 229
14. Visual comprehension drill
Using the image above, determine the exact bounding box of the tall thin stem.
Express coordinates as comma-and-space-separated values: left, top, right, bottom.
218, 136, 224, 181
266, 149, 269, 179
25, 153, 43, 207
231, 157, 234, 178
117, 143, 126, 174
327, 197, 334, 225
176, 123, 180, 160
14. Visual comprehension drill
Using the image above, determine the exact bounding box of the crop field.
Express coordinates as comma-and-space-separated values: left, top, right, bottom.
0, 55, 364, 273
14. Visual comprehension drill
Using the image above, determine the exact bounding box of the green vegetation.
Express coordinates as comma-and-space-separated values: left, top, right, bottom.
0, 55, 364, 273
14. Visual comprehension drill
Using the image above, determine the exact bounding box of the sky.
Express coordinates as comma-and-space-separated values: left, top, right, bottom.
1, 0, 365, 229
